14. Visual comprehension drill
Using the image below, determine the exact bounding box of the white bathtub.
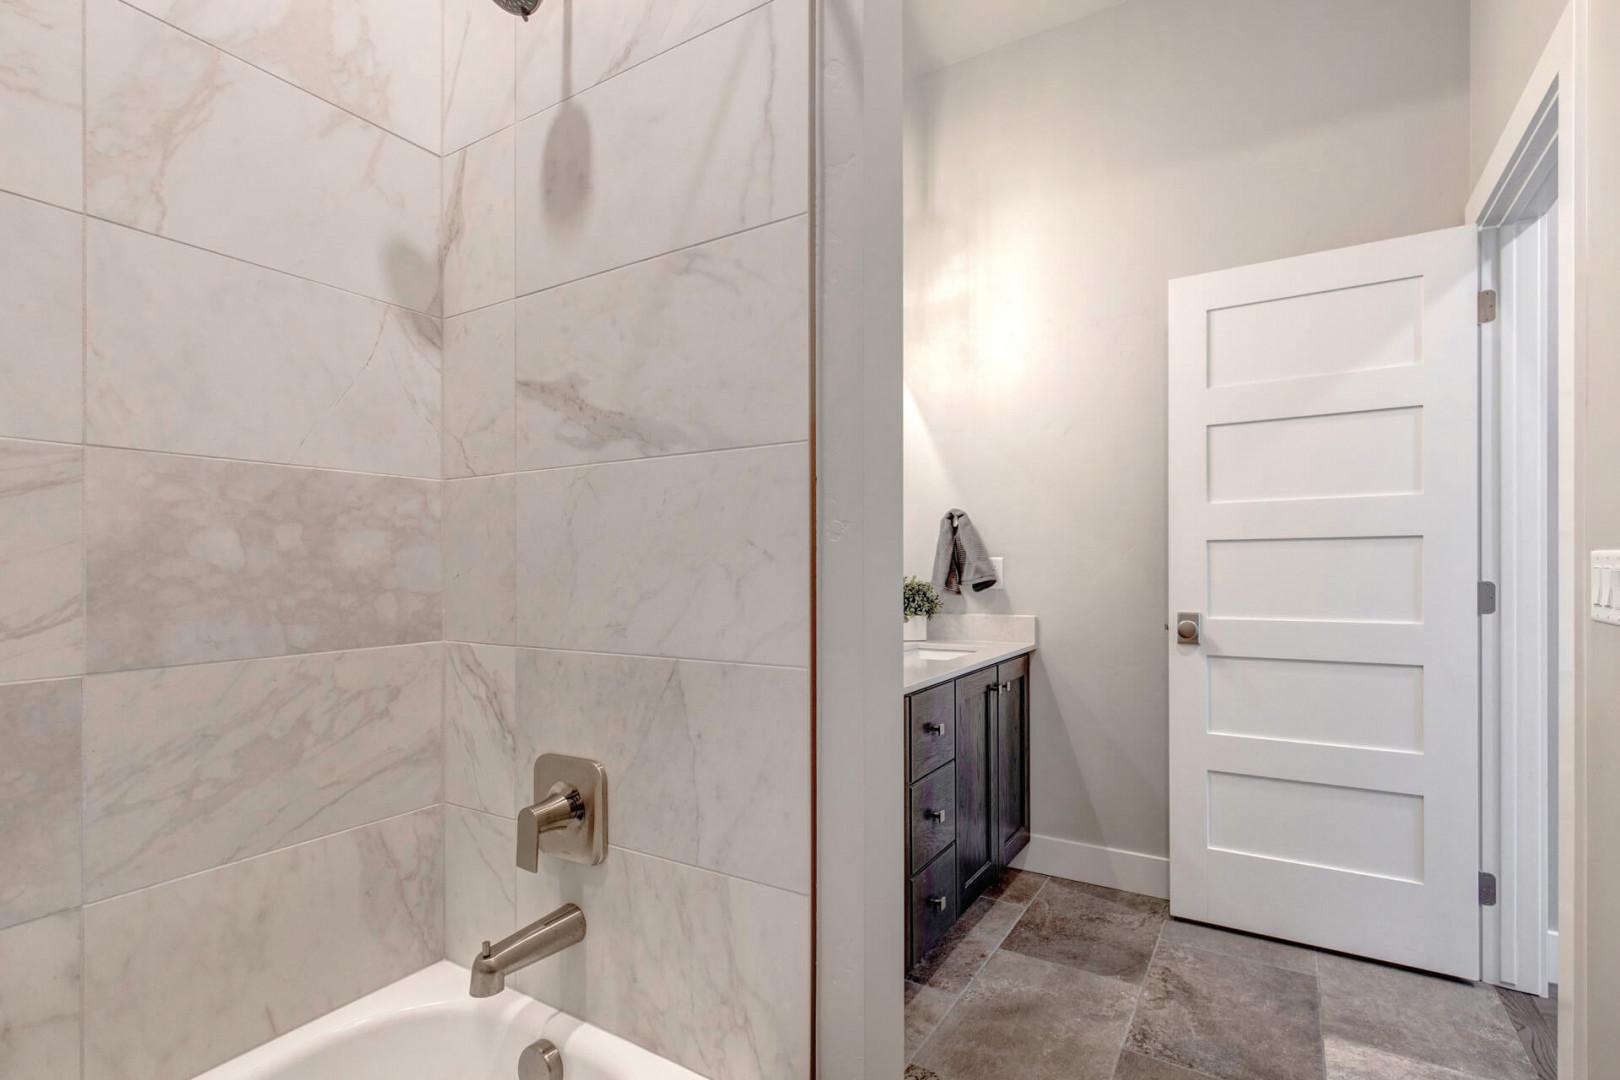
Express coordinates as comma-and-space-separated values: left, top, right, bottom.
194, 961, 703, 1080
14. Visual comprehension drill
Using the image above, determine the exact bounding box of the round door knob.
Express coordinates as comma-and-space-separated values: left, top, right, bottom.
1176, 619, 1199, 643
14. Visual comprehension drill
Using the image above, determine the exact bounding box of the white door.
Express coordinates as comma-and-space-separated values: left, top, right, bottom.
1167, 226, 1482, 980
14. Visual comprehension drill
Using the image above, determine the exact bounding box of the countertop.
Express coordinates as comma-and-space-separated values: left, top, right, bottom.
903, 639, 1036, 695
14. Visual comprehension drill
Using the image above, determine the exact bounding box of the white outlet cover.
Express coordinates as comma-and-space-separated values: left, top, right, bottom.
987, 556, 1005, 590
1593, 551, 1620, 626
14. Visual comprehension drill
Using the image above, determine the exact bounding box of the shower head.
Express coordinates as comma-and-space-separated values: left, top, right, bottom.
490, 0, 541, 19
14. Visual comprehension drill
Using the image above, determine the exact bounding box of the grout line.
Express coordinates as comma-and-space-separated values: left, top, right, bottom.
78, 0, 89, 1071
447, 211, 811, 323
1109, 907, 1170, 1075
105, 0, 443, 157
442, 437, 810, 479
444, 640, 812, 674
51, 639, 440, 685
78, 440, 443, 482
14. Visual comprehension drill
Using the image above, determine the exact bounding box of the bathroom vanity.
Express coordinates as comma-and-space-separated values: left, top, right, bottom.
903, 641, 1034, 969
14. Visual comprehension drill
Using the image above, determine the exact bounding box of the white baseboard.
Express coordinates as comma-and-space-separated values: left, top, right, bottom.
1546, 929, 1559, 986
1009, 833, 1170, 899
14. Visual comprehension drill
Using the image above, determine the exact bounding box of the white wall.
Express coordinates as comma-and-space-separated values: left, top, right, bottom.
903, 0, 1471, 864
1470, 0, 1569, 185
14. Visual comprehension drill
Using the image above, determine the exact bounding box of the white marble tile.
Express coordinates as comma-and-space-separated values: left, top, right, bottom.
516, 650, 808, 892
87, 222, 442, 477
516, 0, 764, 120
0, 910, 81, 1080
83, 644, 442, 900
514, 444, 809, 666
443, 127, 517, 317
85, 449, 442, 672
83, 806, 443, 1080
0, 193, 81, 443
515, 217, 808, 469
85, 0, 441, 313
0, 679, 81, 930
0, 439, 83, 683
514, 0, 808, 293
0, 0, 83, 208
513, 846, 809, 1080
444, 301, 516, 478
443, 0, 514, 153
444, 474, 517, 645
445, 804, 516, 966
446, 643, 517, 816
120, 0, 441, 151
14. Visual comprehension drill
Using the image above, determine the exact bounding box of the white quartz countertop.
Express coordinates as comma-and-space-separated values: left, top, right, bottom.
903, 639, 1036, 695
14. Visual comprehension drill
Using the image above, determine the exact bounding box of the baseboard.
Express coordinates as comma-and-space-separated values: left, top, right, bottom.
1009, 833, 1170, 899
1546, 929, 1559, 986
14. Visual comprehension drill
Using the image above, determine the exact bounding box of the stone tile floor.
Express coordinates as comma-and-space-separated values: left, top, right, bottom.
904, 871, 1555, 1080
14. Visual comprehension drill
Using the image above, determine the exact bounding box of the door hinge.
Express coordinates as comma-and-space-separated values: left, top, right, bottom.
1478, 581, 1497, 615
1479, 871, 1498, 906
1478, 289, 1498, 324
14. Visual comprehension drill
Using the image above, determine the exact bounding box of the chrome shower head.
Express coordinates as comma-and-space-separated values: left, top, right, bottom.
490, 0, 540, 19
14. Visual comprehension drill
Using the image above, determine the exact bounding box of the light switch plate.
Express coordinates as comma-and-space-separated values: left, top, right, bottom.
1593, 551, 1620, 626
986, 556, 1005, 591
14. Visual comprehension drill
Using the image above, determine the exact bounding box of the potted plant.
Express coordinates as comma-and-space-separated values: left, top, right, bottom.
903, 576, 942, 642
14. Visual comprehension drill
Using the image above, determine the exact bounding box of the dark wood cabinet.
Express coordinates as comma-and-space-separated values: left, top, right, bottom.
904, 649, 1034, 970
954, 666, 999, 909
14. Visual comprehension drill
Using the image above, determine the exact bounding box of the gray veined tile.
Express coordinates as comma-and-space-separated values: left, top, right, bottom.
0, 678, 82, 930
911, 949, 1139, 1080
443, 126, 517, 316
0, 193, 82, 443
444, 301, 517, 478
512, 845, 809, 1080
444, 473, 517, 645
515, 649, 810, 893
1124, 943, 1323, 1080
515, 217, 809, 470
515, 0, 808, 293
1316, 953, 1537, 1080
445, 642, 518, 816
514, 443, 810, 666
83, 644, 443, 900
83, 807, 443, 1080
517, 0, 766, 120
85, 0, 440, 312
115, 0, 443, 151
0, 0, 83, 208
0, 910, 82, 1080
85, 449, 442, 672
0, 438, 83, 683
1113, 1052, 1219, 1080
443, 0, 514, 153
908, 896, 1022, 994
905, 980, 956, 1062
444, 804, 517, 965
1158, 918, 1318, 976
88, 221, 443, 478
1324, 1038, 1496, 1080
999, 877, 1168, 985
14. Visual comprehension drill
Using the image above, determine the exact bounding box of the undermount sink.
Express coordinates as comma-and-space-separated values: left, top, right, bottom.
906, 646, 973, 661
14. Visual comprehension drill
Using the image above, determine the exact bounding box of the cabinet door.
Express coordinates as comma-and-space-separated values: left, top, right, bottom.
995, 655, 1032, 865
954, 667, 999, 908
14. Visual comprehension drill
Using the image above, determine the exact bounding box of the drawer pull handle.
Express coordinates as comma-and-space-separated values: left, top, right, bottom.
924, 808, 945, 822
927, 895, 948, 910
922, 722, 944, 735
998, 682, 1012, 693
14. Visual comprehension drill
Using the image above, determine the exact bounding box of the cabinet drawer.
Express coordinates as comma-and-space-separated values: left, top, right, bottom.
908, 762, 956, 874
907, 681, 955, 782
909, 846, 959, 966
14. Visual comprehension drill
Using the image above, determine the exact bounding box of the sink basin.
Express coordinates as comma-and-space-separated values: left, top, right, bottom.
907, 647, 973, 661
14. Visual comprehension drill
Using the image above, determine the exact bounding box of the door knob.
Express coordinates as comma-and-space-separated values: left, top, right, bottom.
1175, 611, 1201, 646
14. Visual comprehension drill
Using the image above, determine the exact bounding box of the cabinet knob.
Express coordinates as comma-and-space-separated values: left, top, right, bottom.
922, 722, 944, 735
927, 895, 948, 910
924, 808, 945, 822
998, 682, 1012, 693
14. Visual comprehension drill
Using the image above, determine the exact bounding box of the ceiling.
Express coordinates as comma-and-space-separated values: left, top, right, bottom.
903, 0, 1131, 76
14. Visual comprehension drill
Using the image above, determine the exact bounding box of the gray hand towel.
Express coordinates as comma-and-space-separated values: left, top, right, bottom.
931, 508, 998, 594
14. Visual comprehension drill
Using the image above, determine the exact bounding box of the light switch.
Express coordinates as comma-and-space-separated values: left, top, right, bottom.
1593, 551, 1620, 626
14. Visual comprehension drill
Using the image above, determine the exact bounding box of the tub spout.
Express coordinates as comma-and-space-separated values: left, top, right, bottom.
469, 903, 586, 998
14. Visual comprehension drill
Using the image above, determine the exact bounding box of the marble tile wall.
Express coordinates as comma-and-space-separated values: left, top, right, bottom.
440, 2, 813, 1076
0, 0, 449, 1074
